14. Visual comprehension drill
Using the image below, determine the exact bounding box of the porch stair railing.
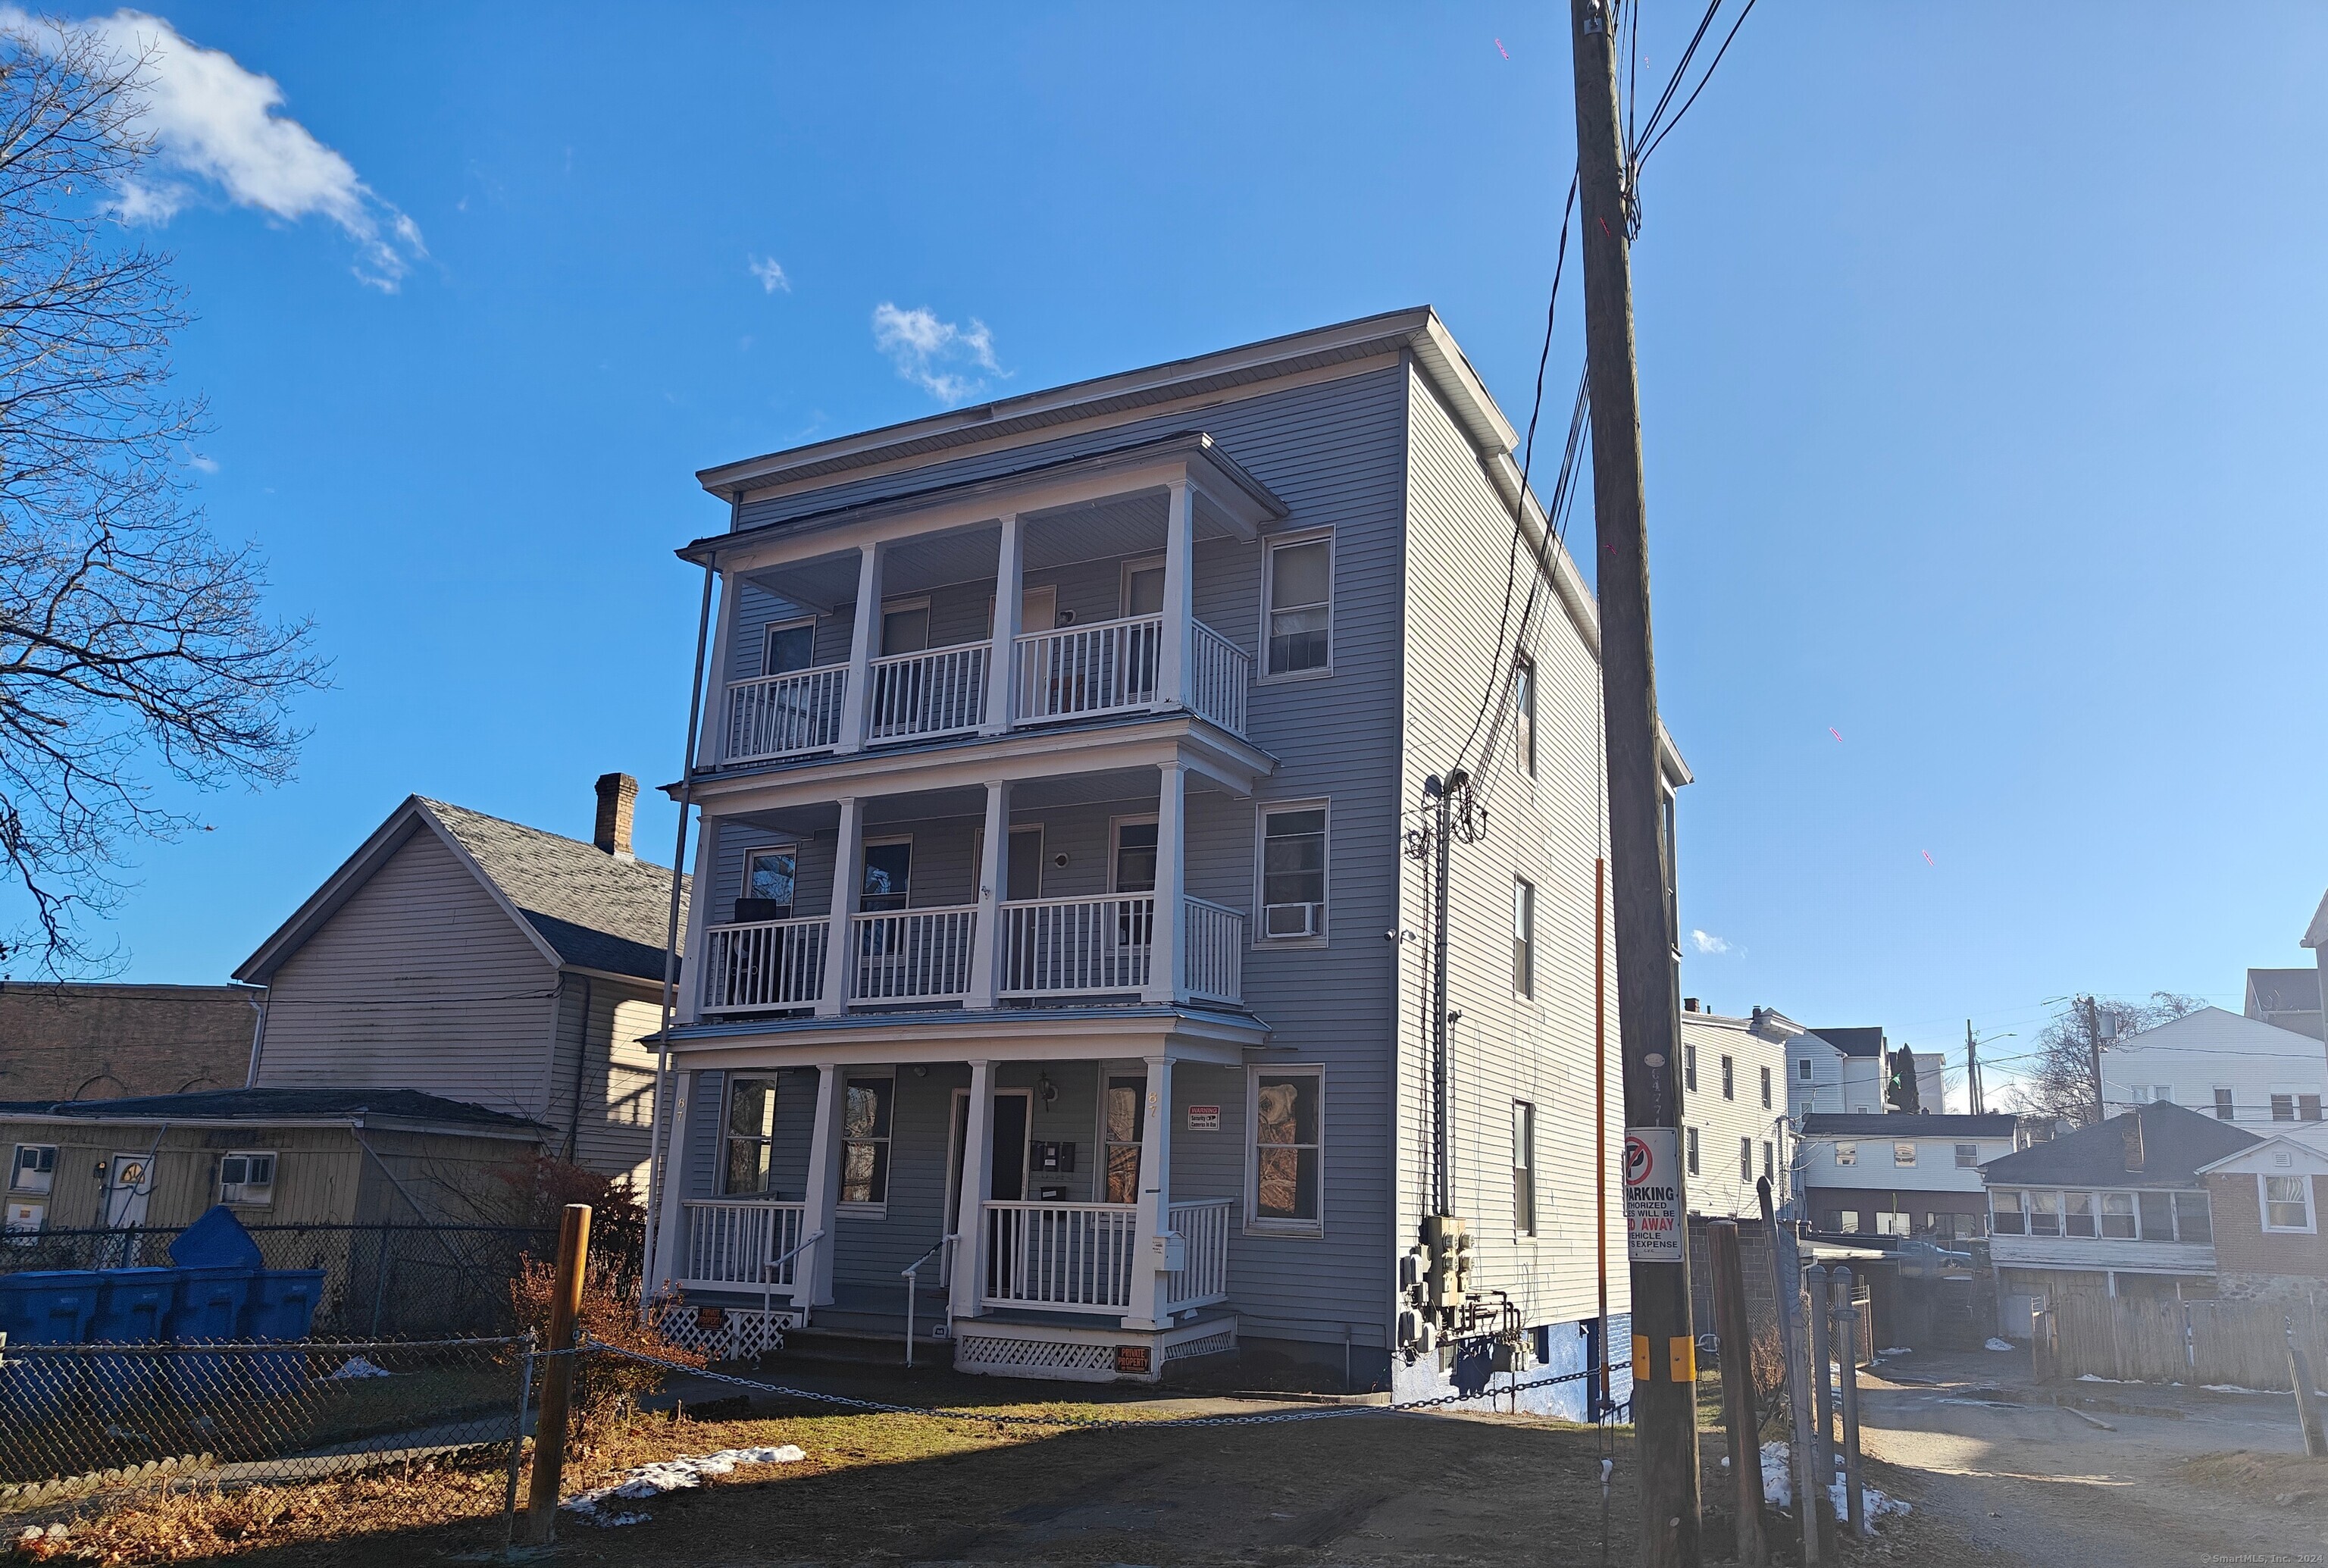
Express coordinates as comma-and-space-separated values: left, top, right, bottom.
675, 1199, 810, 1293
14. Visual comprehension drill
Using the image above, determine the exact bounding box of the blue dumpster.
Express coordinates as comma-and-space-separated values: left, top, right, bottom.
89, 1269, 180, 1410
166, 1267, 254, 1401
169, 1206, 265, 1271
0, 1270, 107, 1416
239, 1268, 325, 1394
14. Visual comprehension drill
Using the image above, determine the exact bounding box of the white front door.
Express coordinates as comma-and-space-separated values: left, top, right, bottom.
107, 1153, 154, 1228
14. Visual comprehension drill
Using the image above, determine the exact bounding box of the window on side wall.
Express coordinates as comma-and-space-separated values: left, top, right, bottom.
1739, 1136, 1751, 1181
218, 1152, 276, 1207
1834, 1141, 1857, 1167
1760, 1066, 1772, 1109
1894, 1141, 1916, 1168
840, 1075, 894, 1210
2304, 1095, 2324, 1123
2174, 1190, 2212, 1242
2064, 1191, 2096, 1238
1511, 878, 1535, 997
2264, 1175, 2313, 1231
1686, 1125, 1700, 1176
10, 1144, 55, 1195
764, 618, 817, 677
723, 1075, 779, 1195
1954, 1143, 1979, 1168
2213, 1087, 2235, 1121
1761, 1141, 1773, 1183
2027, 1191, 2061, 1237
1510, 659, 1536, 777
1798, 1057, 1812, 1082
1512, 1101, 1536, 1235
738, 846, 797, 923
2100, 1192, 2136, 1238
2272, 1091, 2296, 1123
1258, 804, 1328, 941
1721, 1055, 1735, 1101
1684, 1047, 1698, 1094
1262, 533, 1331, 677
1249, 1066, 1323, 1234
1991, 1189, 2026, 1235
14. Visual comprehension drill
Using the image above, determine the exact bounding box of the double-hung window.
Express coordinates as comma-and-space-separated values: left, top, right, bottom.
840, 1075, 894, 1210
1991, 1189, 2027, 1235
1721, 1055, 1735, 1101
1511, 878, 1535, 997
1760, 1066, 1773, 1109
1894, 1141, 1917, 1168
1739, 1136, 1752, 1181
1249, 1066, 1323, 1233
2174, 1190, 2212, 1241
1761, 1141, 1774, 1182
1686, 1126, 1701, 1176
1834, 1141, 1857, 1167
1512, 1102, 1537, 1235
1684, 1047, 1698, 1094
2027, 1191, 2061, 1237
1263, 534, 1331, 676
2138, 1190, 2174, 1241
2264, 1175, 2314, 1231
723, 1075, 780, 1195
738, 846, 796, 922
10, 1145, 55, 1195
219, 1152, 276, 1207
2100, 1192, 2137, 1238
764, 618, 817, 677
1798, 1058, 1812, 1082
2064, 1191, 2096, 1238
2272, 1091, 2297, 1123
1510, 660, 1536, 777
2214, 1088, 2236, 1121
1259, 804, 1328, 940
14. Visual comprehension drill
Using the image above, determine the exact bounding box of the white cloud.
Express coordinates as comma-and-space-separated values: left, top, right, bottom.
1691, 929, 1732, 955
749, 255, 789, 293
17, 9, 426, 290
871, 302, 1003, 403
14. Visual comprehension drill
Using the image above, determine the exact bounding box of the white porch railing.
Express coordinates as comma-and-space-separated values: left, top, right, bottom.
675, 1199, 809, 1291
850, 906, 978, 1001
999, 894, 1154, 996
1165, 1198, 1233, 1310
1188, 621, 1250, 734
981, 1201, 1139, 1313
702, 916, 829, 1012
724, 665, 847, 762
1180, 898, 1246, 1005
867, 643, 988, 741
1014, 614, 1160, 724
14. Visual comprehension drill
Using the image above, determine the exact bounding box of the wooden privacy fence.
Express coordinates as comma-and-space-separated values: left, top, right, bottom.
2050, 1293, 2328, 1389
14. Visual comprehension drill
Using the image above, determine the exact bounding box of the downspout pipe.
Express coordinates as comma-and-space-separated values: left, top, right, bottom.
564, 974, 594, 1164
640, 540, 722, 1311
242, 984, 269, 1088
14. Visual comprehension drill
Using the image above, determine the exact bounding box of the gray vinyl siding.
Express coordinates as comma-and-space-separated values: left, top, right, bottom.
253, 827, 559, 1122
1398, 362, 1627, 1332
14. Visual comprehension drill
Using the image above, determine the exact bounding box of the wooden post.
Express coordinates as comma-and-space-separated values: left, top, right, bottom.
1804, 1262, 1837, 1559
1832, 1269, 1866, 1540
1707, 1222, 1767, 1566
524, 1203, 592, 1544
1758, 1180, 1819, 1566
2288, 1318, 2328, 1459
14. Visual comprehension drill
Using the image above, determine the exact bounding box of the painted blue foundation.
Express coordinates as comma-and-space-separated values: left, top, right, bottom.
1389, 1311, 1635, 1419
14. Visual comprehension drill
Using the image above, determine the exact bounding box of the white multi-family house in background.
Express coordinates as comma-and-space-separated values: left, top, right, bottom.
637, 308, 1688, 1403
1797, 1111, 2017, 1241
1785, 1025, 1945, 1120
2246, 966, 2323, 1041
2096, 1007, 2326, 1128
1678, 1002, 1793, 1219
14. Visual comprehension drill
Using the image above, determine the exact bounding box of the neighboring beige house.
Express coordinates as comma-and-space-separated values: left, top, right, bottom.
0, 981, 258, 1102
233, 775, 689, 1192
1678, 1001, 1793, 1219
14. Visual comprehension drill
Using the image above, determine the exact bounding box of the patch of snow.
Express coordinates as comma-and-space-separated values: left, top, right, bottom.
1984, 1338, 2017, 1352
327, 1357, 393, 1380
2201, 1383, 2280, 1396
1877, 1347, 1912, 1357
564, 1445, 807, 1528
2075, 1372, 2140, 1384
1757, 1441, 1910, 1523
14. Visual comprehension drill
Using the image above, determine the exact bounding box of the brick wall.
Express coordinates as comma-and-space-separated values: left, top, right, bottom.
2206, 1170, 2328, 1282
0, 983, 255, 1100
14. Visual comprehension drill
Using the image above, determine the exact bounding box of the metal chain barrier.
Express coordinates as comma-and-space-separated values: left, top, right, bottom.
0, 1336, 527, 1512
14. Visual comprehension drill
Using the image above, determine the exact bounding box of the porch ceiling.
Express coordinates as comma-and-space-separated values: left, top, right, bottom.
665, 1003, 1266, 1069
721, 764, 1236, 840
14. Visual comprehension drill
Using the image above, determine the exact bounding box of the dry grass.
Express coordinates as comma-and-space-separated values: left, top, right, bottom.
2176, 1450, 2328, 1509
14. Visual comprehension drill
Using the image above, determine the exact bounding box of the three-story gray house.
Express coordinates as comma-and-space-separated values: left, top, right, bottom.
640, 308, 1685, 1404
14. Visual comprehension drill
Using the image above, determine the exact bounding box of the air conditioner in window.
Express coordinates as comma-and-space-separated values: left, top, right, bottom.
220, 1153, 275, 1205
1263, 903, 1321, 938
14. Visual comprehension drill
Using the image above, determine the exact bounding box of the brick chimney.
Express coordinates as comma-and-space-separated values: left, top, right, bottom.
593, 772, 637, 861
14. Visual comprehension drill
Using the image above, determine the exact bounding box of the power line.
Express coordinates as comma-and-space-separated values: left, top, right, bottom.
1633, 0, 1760, 172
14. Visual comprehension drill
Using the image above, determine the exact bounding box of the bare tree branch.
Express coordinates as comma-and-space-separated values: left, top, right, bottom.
2008, 991, 2206, 1127
0, 20, 325, 974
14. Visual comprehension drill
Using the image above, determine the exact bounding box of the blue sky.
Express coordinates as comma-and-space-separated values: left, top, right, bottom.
30, 4, 2328, 1102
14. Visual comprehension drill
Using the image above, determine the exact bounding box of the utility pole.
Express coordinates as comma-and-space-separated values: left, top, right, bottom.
1964, 1020, 1984, 1116
2082, 995, 2105, 1123
1567, 2, 1701, 1563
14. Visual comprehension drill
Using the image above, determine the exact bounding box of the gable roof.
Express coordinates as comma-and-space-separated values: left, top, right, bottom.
1979, 1100, 2258, 1189
236, 797, 689, 987
1807, 1027, 1888, 1059
2306, 890, 2328, 950
2198, 1134, 2328, 1178
1802, 1113, 2017, 1139
2107, 1005, 2324, 1064
0, 1085, 543, 1135
2248, 967, 2323, 1014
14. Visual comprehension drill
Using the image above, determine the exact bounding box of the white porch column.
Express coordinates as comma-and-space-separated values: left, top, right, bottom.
1153, 479, 1195, 712
837, 543, 884, 753
981, 513, 1022, 735
1141, 761, 1186, 1004
647, 1067, 696, 1296
677, 812, 718, 1024
966, 781, 1012, 1009
797, 1063, 846, 1308
697, 571, 737, 768
817, 797, 864, 1016
1123, 1053, 1175, 1330
948, 1059, 997, 1320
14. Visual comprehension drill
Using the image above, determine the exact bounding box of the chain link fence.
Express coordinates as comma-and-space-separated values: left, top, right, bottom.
2, 1220, 643, 1340
0, 1337, 530, 1513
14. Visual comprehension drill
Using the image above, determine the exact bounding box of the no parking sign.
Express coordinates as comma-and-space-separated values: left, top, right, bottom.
1623, 1126, 1682, 1263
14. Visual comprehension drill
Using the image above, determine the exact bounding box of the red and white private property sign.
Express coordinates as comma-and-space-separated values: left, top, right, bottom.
1623, 1127, 1683, 1263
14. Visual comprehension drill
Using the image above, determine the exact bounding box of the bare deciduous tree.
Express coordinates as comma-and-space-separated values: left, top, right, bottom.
0, 20, 323, 972
2010, 991, 2205, 1127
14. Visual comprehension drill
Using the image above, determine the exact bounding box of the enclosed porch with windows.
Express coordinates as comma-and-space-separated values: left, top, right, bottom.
645, 1019, 1326, 1382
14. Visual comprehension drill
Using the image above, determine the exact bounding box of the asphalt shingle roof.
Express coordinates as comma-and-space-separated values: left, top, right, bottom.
0, 1086, 542, 1130
1977, 1100, 2257, 1190
422, 799, 690, 983
1810, 1027, 1888, 1059
1801, 1113, 2017, 1138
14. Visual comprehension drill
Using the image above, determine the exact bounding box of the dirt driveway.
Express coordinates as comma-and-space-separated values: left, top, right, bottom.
1851, 1347, 2328, 1567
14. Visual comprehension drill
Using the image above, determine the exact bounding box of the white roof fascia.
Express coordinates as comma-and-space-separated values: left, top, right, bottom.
2196, 1135, 2328, 1176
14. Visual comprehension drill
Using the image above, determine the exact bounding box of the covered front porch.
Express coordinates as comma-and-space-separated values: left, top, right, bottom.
646, 1019, 1263, 1382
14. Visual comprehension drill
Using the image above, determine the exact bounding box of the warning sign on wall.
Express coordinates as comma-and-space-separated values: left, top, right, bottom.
1623, 1126, 1684, 1263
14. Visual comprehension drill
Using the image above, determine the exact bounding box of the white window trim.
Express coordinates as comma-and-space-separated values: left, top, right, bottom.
740, 843, 799, 920
1107, 812, 1159, 895
1244, 1063, 1325, 1237
1512, 1099, 1538, 1237
970, 823, 1045, 903
2261, 1172, 2317, 1234
1721, 1054, 1735, 1102
859, 834, 913, 912
1094, 1068, 1148, 1207
1511, 876, 1535, 999
718, 1073, 782, 1197
761, 615, 818, 678
877, 594, 934, 657
1253, 797, 1329, 948
1119, 554, 1166, 619
218, 1150, 277, 1208
1834, 1141, 1857, 1167
1256, 527, 1334, 684
11, 1144, 57, 1195
1893, 1141, 1917, 1167
837, 1069, 898, 1219
1510, 657, 1537, 779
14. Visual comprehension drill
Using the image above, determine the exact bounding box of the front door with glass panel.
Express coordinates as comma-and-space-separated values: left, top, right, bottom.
947, 1089, 1035, 1226
1103, 1075, 1146, 1204
106, 1154, 153, 1229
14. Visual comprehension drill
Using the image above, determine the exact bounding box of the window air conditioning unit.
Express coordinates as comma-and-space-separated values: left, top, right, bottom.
220, 1153, 276, 1206
1264, 903, 1321, 938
